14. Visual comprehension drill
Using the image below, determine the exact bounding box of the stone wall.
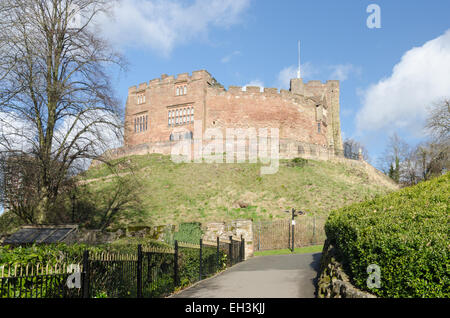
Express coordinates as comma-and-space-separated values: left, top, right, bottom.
123, 70, 343, 156
317, 240, 376, 298
202, 219, 253, 260
69, 225, 175, 245
67, 222, 254, 260
91, 138, 340, 167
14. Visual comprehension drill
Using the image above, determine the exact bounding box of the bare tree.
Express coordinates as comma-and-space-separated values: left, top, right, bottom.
426, 99, 450, 142
378, 133, 410, 183
0, 0, 126, 223
343, 138, 370, 161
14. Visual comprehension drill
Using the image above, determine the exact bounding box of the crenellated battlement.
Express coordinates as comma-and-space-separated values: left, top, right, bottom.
127, 70, 213, 94
215, 85, 314, 108
124, 69, 343, 156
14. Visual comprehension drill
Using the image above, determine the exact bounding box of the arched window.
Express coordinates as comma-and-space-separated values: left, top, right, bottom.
184, 85, 187, 95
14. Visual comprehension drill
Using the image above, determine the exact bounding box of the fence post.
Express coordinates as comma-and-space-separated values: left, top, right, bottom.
313, 215, 316, 243
288, 220, 291, 250
174, 240, 179, 287
137, 244, 142, 298
229, 235, 233, 267
82, 250, 90, 298
216, 237, 220, 271
239, 235, 242, 262
199, 238, 203, 281
291, 217, 295, 253
257, 222, 261, 251
241, 235, 245, 262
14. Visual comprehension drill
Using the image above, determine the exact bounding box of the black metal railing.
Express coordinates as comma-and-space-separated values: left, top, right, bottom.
0, 236, 245, 298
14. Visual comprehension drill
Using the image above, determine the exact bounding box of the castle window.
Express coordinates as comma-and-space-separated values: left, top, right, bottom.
317, 122, 321, 133
134, 113, 148, 133
168, 106, 194, 127
175, 84, 187, 96
137, 93, 146, 104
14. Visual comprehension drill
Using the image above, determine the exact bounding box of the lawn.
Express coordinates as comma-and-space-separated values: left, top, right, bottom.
253, 245, 324, 256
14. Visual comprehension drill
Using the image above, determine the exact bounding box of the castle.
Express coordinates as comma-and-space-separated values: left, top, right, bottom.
113, 70, 344, 160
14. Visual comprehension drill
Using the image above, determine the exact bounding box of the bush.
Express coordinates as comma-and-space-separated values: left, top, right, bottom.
325, 173, 449, 298
0, 243, 99, 266
178, 246, 226, 286
0, 239, 168, 267
287, 157, 308, 168
174, 222, 203, 244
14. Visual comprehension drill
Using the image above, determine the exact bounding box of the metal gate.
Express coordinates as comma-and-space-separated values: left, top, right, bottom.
252, 215, 326, 251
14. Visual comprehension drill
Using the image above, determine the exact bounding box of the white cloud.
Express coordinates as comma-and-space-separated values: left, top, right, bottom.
329, 64, 361, 81
276, 62, 316, 89
242, 80, 264, 92
221, 50, 241, 63
95, 0, 251, 56
357, 29, 450, 134
0, 110, 123, 170
0, 112, 34, 152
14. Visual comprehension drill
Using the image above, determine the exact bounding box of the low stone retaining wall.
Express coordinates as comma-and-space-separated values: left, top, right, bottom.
317, 240, 376, 298
203, 219, 253, 259
67, 221, 254, 260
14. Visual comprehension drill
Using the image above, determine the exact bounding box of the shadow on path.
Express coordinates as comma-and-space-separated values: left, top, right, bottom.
171, 252, 322, 298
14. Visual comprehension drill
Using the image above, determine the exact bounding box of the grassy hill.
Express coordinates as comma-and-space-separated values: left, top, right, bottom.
82, 154, 398, 228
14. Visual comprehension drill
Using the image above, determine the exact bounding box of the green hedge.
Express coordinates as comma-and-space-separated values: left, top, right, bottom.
325, 173, 449, 298
0, 240, 168, 267
173, 222, 203, 244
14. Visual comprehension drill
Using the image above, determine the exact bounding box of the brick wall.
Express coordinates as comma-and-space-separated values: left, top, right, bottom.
121, 70, 343, 159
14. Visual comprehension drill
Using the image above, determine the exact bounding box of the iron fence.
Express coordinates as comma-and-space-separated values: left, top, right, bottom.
0, 236, 245, 298
253, 215, 326, 251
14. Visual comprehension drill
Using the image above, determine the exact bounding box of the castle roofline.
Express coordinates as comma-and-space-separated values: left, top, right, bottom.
128, 70, 213, 93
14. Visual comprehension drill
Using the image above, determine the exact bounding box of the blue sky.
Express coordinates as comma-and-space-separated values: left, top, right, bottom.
102, 0, 450, 166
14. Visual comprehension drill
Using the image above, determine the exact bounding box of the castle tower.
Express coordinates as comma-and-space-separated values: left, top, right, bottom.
289, 78, 343, 155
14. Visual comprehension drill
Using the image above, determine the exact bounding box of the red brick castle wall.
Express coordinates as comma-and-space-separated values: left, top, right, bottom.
118, 70, 343, 160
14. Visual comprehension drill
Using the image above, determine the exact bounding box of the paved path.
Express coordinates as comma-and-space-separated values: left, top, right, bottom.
171, 252, 321, 298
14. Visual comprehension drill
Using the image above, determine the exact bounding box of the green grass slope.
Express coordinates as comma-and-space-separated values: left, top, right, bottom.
325, 172, 449, 297
82, 154, 397, 228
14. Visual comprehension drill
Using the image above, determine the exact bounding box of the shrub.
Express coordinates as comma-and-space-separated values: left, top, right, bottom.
287, 157, 308, 168
174, 222, 203, 244
325, 173, 449, 298
178, 246, 225, 285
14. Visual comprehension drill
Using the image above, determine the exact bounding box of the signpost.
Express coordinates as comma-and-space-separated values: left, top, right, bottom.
284, 208, 306, 252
